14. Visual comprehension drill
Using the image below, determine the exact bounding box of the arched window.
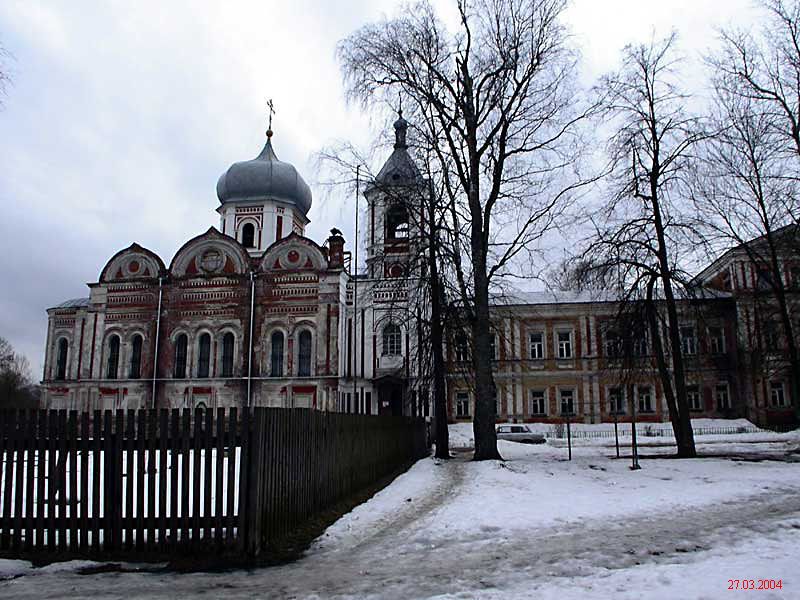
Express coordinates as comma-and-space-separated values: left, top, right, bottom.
129, 334, 143, 379
382, 324, 402, 356
242, 223, 255, 248
386, 205, 409, 239
298, 330, 312, 376
174, 334, 188, 378
270, 331, 284, 377
197, 333, 211, 378
55, 338, 68, 380
221, 332, 235, 378
106, 335, 120, 379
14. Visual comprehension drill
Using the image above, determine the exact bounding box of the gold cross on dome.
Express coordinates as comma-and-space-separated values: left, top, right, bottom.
267, 98, 276, 131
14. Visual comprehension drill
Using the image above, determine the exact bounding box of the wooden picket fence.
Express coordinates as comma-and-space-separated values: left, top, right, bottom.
0, 408, 428, 561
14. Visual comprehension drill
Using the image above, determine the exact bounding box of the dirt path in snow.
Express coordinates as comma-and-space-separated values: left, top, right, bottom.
3, 457, 800, 599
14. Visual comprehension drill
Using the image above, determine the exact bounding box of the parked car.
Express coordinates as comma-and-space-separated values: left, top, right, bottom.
496, 425, 546, 444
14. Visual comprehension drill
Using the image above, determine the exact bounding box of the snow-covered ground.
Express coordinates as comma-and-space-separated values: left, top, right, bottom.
2, 425, 799, 599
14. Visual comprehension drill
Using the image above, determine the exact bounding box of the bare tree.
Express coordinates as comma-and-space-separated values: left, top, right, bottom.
703, 0, 800, 420
0, 337, 38, 408
338, 0, 597, 460
711, 0, 800, 164
694, 75, 800, 419
576, 34, 702, 457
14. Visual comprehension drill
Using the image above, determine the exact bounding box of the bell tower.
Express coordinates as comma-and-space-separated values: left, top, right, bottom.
364, 111, 423, 280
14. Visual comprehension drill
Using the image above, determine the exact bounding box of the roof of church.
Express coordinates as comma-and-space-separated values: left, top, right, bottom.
216, 133, 312, 215
375, 112, 422, 185
50, 297, 90, 310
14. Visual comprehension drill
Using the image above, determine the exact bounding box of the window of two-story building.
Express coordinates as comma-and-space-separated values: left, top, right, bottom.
529, 389, 547, 416
454, 333, 470, 362
559, 388, 576, 416
636, 385, 654, 413
604, 330, 621, 359
455, 391, 470, 418
608, 387, 626, 415
529, 331, 544, 359
763, 321, 781, 352
757, 268, 772, 290
770, 381, 789, 408
708, 326, 726, 354
686, 384, 703, 411
680, 326, 697, 355
715, 382, 731, 410
489, 333, 498, 361
556, 330, 573, 359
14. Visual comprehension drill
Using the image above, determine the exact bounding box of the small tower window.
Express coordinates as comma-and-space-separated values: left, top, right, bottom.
221, 332, 235, 377
106, 335, 120, 379
174, 334, 188, 378
197, 333, 211, 378
129, 334, 143, 379
386, 205, 409, 240
270, 331, 284, 377
242, 223, 256, 248
55, 338, 68, 380
298, 330, 312, 376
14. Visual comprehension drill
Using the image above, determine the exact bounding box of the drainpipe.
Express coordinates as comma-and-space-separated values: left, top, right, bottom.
151, 275, 164, 409
247, 271, 256, 407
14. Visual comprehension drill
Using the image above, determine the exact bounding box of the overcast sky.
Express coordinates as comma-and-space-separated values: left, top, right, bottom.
0, 0, 761, 378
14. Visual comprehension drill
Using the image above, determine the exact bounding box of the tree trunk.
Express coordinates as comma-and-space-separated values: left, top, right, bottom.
428, 187, 450, 459
645, 285, 684, 452
471, 241, 501, 461
649, 166, 696, 457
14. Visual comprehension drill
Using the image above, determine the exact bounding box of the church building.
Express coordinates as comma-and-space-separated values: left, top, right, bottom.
41, 115, 426, 416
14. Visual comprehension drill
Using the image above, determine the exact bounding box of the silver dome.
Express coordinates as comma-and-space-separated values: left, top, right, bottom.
216, 136, 312, 215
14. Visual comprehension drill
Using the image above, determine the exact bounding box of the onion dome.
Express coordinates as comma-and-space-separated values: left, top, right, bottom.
216, 131, 312, 215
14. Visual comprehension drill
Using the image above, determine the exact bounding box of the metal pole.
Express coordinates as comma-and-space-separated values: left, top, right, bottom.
151, 276, 163, 409
566, 416, 572, 461
353, 165, 359, 414
631, 387, 641, 470
613, 408, 620, 458
246, 271, 255, 407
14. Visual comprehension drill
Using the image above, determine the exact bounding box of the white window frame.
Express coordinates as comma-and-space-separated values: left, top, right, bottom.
454, 334, 469, 363
770, 381, 788, 408
715, 382, 731, 410
455, 391, 471, 418
607, 386, 626, 415
529, 389, 547, 416
382, 323, 403, 357
604, 330, 621, 359
558, 388, 576, 416
686, 384, 702, 411
556, 329, 573, 360
636, 385, 654, 413
680, 326, 697, 356
529, 331, 544, 359
708, 326, 726, 354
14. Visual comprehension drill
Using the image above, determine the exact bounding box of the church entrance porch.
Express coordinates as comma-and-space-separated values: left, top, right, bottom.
374, 375, 406, 417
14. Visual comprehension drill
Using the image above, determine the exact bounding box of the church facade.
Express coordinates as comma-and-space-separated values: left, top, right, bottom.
41, 116, 424, 416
